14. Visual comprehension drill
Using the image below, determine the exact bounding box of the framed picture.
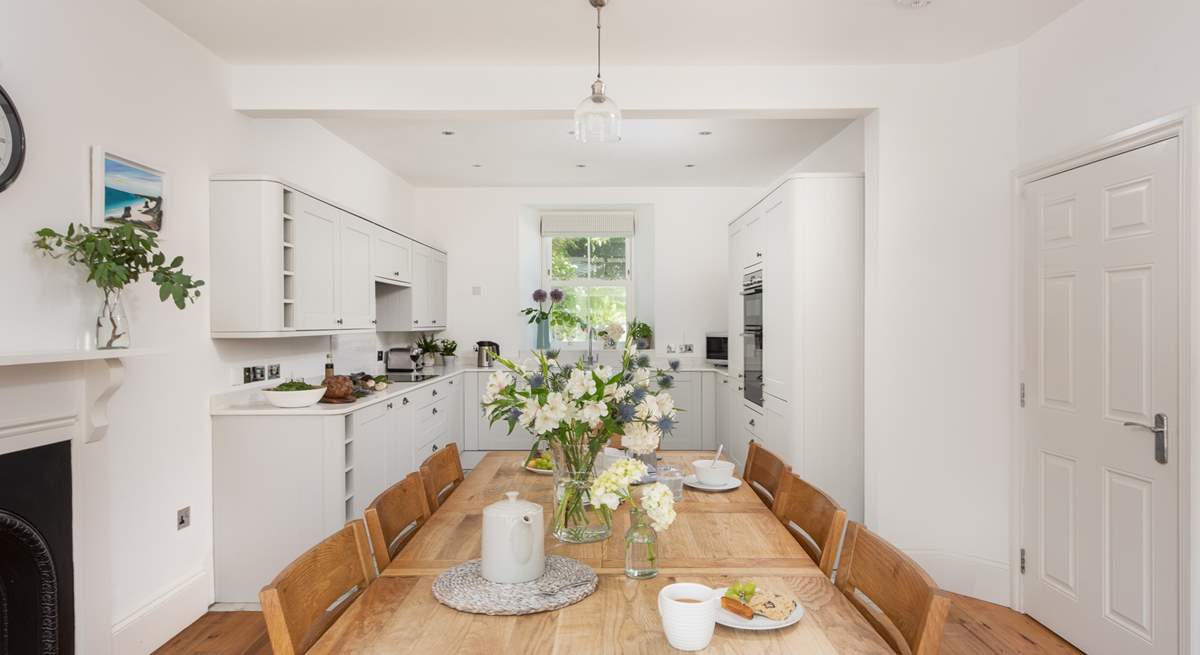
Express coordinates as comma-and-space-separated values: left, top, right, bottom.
91, 147, 164, 231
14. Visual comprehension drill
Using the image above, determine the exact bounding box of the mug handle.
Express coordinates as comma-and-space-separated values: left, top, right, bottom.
511, 514, 534, 564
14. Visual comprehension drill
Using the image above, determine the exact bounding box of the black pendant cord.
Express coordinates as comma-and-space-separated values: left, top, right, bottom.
596, 7, 602, 81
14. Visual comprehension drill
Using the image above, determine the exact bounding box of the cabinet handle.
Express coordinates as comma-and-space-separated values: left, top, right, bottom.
402, 397, 410, 406
433, 389, 438, 397
371, 319, 377, 325
336, 318, 344, 325
394, 271, 400, 276
449, 380, 454, 385
413, 320, 419, 324
432, 444, 439, 451
756, 251, 763, 257
737, 386, 744, 391
432, 320, 438, 324
433, 407, 439, 415
386, 402, 393, 409
749, 419, 756, 426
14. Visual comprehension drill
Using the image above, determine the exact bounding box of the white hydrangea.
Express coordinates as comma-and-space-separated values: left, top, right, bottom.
589, 458, 649, 511
639, 482, 677, 531
621, 421, 661, 455
607, 457, 649, 487
564, 368, 597, 400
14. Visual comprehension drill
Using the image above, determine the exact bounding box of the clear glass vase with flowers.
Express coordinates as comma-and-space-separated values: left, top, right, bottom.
481, 335, 680, 543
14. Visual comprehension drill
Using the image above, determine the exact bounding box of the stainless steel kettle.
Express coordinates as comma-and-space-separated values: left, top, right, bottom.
476, 341, 499, 367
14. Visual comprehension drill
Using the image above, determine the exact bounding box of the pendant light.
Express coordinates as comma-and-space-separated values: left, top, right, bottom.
574, 0, 621, 143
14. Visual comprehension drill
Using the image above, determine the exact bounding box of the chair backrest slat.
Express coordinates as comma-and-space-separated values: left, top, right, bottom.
773, 472, 847, 578
259, 520, 376, 655
420, 442, 465, 512
364, 472, 431, 570
742, 440, 791, 510
835, 522, 950, 655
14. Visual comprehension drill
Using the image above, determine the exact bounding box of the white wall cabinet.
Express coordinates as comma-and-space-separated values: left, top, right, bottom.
727, 174, 864, 520
210, 176, 446, 337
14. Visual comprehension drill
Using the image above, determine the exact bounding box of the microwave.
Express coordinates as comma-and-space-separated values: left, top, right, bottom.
705, 332, 729, 367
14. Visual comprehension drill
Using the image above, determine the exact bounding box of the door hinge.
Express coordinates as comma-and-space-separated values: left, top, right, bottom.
1019, 382, 1026, 408
1020, 547, 1026, 574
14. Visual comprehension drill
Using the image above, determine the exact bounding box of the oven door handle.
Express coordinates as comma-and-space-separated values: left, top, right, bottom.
740, 288, 762, 296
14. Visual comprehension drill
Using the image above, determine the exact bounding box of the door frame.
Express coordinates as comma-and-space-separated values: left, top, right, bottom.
1010, 109, 1197, 654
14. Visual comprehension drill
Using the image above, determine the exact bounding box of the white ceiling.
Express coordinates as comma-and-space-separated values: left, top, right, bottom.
141, 0, 1080, 66
316, 117, 854, 187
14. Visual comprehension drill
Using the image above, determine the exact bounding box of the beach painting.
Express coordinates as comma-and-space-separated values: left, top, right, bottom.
91, 147, 164, 231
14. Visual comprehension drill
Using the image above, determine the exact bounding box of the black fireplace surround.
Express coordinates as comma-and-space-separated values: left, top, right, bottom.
0, 441, 73, 655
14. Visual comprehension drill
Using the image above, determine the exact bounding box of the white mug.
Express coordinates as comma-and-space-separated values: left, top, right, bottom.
657, 583, 719, 651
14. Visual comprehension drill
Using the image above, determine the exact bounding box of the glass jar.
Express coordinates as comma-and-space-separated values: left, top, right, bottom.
624, 507, 659, 579
656, 465, 684, 502
95, 290, 130, 349
550, 440, 613, 543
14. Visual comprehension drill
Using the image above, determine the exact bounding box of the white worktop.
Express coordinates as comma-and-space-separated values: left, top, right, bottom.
210, 359, 728, 417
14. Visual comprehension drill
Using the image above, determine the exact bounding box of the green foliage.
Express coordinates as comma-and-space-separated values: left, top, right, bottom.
628, 319, 653, 341
414, 333, 441, 354
439, 339, 458, 356
32, 223, 203, 309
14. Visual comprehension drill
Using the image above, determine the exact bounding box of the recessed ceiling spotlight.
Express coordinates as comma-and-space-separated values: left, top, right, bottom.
895, 0, 932, 7
684, 163, 696, 168
575, 163, 588, 168
698, 131, 713, 136
568, 130, 576, 135
471, 164, 483, 168
441, 130, 456, 136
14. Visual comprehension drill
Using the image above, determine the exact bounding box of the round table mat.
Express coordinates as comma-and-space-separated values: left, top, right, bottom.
431, 555, 598, 615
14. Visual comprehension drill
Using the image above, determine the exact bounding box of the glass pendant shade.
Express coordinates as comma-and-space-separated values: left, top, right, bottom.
574, 80, 621, 144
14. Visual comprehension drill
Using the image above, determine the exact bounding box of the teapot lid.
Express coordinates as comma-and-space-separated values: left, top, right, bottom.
484, 491, 542, 518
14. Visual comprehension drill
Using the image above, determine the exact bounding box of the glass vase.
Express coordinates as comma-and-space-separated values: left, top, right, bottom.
95, 290, 130, 350
536, 319, 551, 351
624, 507, 659, 579
550, 440, 612, 543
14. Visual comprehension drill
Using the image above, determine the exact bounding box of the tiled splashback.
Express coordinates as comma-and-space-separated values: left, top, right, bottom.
332, 332, 417, 374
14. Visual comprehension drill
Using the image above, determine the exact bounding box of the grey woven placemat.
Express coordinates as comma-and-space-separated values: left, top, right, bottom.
431, 555, 598, 615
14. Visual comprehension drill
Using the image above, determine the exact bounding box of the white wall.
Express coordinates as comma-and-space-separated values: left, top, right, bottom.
411, 187, 759, 357
0, 1, 414, 651
787, 119, 865, 174
1016, 0, 1200, 646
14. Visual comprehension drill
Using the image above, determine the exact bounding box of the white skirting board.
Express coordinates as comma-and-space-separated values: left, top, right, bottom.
905, 549, 1010, 606
111, 570, 211, 655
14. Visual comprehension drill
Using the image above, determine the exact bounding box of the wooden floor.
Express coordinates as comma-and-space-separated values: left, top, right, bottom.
154, 593, 1081, 654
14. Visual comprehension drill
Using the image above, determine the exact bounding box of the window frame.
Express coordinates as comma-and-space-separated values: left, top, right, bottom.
539, 234, 635, 348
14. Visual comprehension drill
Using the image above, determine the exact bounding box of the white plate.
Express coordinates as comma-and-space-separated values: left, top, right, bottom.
713, 588, 805, 630
524, 464, 553, 475
683, 475, 742, 492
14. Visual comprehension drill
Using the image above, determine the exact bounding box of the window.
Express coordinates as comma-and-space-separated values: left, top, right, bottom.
541, 212, 634, 346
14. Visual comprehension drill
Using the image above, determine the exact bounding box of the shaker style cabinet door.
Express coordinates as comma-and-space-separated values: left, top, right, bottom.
291, 194, 340, 329
373, 228, 413, 284
338, 214, 375, 328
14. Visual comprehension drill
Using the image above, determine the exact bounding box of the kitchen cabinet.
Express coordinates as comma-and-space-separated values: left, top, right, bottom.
743, 206, 765, 270
386, 397, 414, 482
725, 174, 864, 520
338, 213, 376, 329
373, 227, 413, 284
655, 371, 702, 450
349, 401, 392, 517
209, 176, 447, 337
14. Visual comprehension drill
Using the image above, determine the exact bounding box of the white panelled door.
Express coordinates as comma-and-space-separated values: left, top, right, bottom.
1022, 137, 1180, 655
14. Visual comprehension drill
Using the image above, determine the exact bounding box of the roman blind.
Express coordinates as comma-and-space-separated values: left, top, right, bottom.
540, 211, 635, 237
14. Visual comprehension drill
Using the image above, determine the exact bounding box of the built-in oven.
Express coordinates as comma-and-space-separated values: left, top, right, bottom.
741, 270, 763, 406
705, 332, 728, 367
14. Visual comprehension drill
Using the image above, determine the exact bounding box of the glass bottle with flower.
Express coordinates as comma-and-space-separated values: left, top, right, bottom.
481, 336, 679, 543
587, 458, 677, 578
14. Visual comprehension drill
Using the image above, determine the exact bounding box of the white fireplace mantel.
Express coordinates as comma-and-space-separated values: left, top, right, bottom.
0, 347, 159, 655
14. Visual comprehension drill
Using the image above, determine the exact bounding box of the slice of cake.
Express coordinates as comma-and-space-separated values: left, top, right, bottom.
748, 590, 797, 621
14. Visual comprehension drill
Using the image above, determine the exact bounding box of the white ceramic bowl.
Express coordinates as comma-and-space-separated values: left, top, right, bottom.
692, 459, 735, 487
261, 387, 326, 408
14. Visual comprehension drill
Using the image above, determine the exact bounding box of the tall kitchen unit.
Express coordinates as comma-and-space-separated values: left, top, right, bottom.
724, 174, 864, 521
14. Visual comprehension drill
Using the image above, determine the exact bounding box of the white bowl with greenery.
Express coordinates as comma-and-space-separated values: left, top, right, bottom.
262, 381, 326, 408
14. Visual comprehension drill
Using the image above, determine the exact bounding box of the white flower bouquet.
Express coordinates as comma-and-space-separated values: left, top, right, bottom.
481, 337, 680, 542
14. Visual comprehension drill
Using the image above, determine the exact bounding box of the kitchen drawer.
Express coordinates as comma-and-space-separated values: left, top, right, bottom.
415, 432, 453, 464
414, 378, 456, 409
743, 404, 763, 439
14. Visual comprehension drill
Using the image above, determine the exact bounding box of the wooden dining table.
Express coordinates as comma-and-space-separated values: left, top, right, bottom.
310, 452, 892, 653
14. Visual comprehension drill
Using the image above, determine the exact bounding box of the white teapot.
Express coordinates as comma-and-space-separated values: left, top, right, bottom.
481, 491, 545, 584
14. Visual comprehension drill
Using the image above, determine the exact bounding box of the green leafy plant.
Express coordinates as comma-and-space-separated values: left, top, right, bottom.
414, 333, 441, 355
440, 339, 458, 356
628, 319, 653, 349
32, 223, 204, 309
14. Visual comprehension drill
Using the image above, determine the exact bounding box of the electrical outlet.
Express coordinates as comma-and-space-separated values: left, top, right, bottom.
242, 367, 253, 384
681, 344, 694, 353
377, 350, 384, 361
251, 366, 266, 382
177, 506, 191, 530
665, 344, 677, 354
268, 364, 281, 379
472, 286, 482, 296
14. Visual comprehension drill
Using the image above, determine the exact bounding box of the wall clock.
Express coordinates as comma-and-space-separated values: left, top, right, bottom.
0, 83, 26, 193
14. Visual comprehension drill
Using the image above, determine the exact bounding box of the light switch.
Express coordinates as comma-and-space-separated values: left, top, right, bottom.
472, 286, 482, 296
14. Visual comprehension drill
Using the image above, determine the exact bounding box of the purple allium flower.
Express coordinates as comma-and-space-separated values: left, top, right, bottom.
532, 288, 548, 303
507, 407, 522, 423
631, 387, 648, 403
549, 288, 565, 302
622, 371, 634, 383
656, 415, 676, 435
635, 354, 652, 368
658, 374, 675, 390
668, 359, 681, 372
529, 373, 546, 389
617, 403, 636, 422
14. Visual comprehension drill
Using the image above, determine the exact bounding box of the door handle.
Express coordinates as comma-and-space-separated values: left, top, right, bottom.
1123, 412, 1168, 464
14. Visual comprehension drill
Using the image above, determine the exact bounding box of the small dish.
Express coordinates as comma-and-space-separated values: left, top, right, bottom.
261, 387, 326, 408
682, 475, 742, 492
524, 464, 553, 475
713, 587, 805, 630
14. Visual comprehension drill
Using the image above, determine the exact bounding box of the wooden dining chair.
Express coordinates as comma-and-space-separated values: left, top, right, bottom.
363, 472, 431, 570
419, 442, 465, 511
835, 522, 950, 655
742, 440, 791, 509
259, 520, 376, 655
773, 472, 847, 578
